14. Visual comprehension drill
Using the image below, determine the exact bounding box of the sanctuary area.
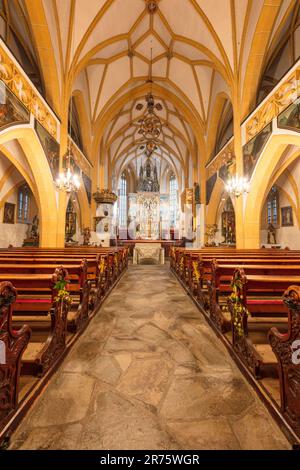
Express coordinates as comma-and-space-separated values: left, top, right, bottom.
0, 0, 300, 453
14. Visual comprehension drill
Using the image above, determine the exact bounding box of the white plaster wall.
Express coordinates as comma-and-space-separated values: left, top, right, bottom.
0, 222, 27, 247
260, 158, 300, 249
261, 227, 300, 249
0, 152, 39, 247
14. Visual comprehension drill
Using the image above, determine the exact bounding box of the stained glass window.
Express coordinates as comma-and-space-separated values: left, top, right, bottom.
267, 186, 279, 226
119, 173, 127, 227
17, 184, 30, 223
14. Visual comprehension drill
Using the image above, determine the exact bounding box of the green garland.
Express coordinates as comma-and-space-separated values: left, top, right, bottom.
229, 278, 249, 337
54, 279, 72, 306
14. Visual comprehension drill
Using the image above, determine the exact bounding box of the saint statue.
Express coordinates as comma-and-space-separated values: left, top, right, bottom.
267, 223, 277, 244
31, 215, 39, 239
82, 227, 91, 245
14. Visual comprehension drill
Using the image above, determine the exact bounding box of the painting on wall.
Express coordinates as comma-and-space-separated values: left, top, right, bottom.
277, 97, 300, 133
243, 122, 272, 180
206, 173, 217, 205
218, 164, 229, 182
66, 154, 81, 176
193, 182, 200, 204
82, 172, 92, 205
35, 120, 60, 180
281, 206, 293, 227
0, 81, 30, 130
3, 202, 15, 224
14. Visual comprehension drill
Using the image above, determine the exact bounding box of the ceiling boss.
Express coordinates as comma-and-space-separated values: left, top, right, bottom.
146, 0, 159, 14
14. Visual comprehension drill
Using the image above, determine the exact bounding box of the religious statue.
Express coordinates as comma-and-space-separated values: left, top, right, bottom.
267, 223, 277, 244
30, 215, 39, 240
82, 227, 91, 246
221, 200, 236, 245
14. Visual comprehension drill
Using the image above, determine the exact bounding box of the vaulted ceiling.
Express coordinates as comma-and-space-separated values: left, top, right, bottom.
21, 0, 299, 177
104, 96, 196, 188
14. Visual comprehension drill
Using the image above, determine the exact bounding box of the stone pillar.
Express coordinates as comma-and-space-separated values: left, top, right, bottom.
232, 87, 244, 249
55, 115, 68, 247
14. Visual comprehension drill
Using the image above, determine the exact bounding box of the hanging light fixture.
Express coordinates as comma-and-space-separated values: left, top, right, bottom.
136, 47, 163, 141
225, 174, 250, 197
55, 153, 81, 193
55, 25, 81, 194
146, 0, 158, 14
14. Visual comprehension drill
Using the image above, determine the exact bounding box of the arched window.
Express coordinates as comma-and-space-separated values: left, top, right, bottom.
169, 174, 178, 227
256, 3, 300, 106
214, 100, 233, 157
17, 184, 30, 223
267, 187, 279, 226
119, 172, 127, 227
0, 2, 45, 95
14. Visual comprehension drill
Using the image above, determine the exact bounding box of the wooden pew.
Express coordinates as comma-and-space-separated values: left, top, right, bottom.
0, 245, 126, 290
0, 261, 90, 333
268, 285, 300, 438
170, 246, 300, 282
0, 246, 128, 289
0, 281, 31, 430
170, 247, 300, 441
0, 267, 72, 377
171, 248, 300, 310
0, 246, 128, 309
208, 261, 300, 332
226, 268, 300, 378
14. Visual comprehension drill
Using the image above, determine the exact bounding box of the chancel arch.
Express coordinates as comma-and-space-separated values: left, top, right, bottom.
0, 126, 58, 247
0, 152, 39, 247
244, 134, 300, 248
260, 153, 300, 249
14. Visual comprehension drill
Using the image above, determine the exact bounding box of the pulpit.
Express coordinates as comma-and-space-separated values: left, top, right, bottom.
133, 242, 165, 265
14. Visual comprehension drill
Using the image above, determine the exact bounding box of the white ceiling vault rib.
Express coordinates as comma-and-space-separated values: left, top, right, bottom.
103, 96, 194, 180
46, 0, 238, 128
34, 0, 294, 175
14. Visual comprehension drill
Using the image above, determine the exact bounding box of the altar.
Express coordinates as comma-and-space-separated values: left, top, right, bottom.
136, 192, 160, 239
133, 241, 165, 265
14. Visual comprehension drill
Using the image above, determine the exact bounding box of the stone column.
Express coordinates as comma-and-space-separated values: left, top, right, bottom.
55, 114, 68, 247
232, 86, 244, 249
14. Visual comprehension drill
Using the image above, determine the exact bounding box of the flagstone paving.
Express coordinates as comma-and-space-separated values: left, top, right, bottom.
10, 265, 290, 450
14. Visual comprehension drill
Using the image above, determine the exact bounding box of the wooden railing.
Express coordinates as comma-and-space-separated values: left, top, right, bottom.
241, 59, 300, 145
0, 38, 59, 139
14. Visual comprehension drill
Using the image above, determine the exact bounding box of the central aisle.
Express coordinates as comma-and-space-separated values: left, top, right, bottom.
11, 265, 289, 450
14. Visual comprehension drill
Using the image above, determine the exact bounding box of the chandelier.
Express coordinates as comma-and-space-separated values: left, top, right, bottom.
135, 46, 163, 141
55, 153, 81, 193
146, 0, 158, 14
136, 93, 162, 140
139, 140, 158, 156
225, 175, 250, 197
55, 26, 80, 194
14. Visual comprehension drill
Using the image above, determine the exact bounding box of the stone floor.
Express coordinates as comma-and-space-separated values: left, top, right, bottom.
10, 265, 290, 450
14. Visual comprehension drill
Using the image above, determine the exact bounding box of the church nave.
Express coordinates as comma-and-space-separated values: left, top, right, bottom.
1, 0, 300, 456
9, 265, 289, 451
